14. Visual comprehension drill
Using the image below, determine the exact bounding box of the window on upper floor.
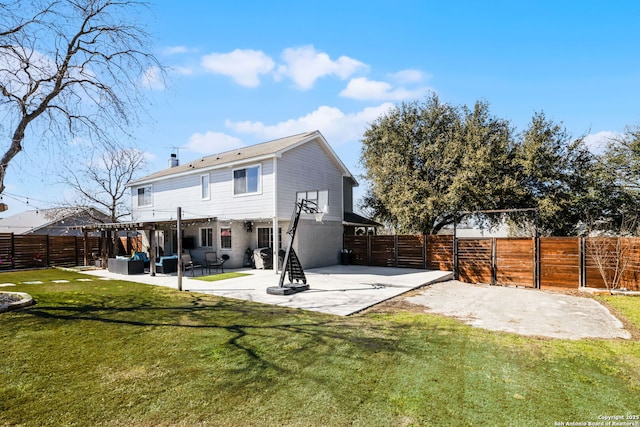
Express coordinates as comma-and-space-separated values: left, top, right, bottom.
137, 185, 152, 207
201, 174, 210, 200
233, 165, 260, 195
296, 189, 329, 213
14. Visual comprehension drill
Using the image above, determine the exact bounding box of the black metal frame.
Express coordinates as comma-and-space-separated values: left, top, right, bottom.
267, 199, 321, 295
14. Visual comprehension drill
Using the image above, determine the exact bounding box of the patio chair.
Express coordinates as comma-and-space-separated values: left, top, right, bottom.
181, 253, 203, 277
205, 252, 228, 273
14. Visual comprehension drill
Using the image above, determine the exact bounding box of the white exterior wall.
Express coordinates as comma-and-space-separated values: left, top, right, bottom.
131, 160, 275, 222
128, 136, 347, 269
294, 220, 343, 268
276, 140, 344, 221
275, 140, 345, 267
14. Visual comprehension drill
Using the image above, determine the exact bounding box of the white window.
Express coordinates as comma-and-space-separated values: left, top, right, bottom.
200, 228, 213, 247
220, 227, 232, 249
201, 174, 210, 200
233, 165, 260, 195
296, 189, 328, 212
137, 185, 152, 207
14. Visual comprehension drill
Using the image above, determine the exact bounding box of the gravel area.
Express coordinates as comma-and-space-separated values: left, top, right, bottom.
405, 280, 631, 340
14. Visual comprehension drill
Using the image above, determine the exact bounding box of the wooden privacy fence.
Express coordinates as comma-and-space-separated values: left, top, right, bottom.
0, 233, 101, 269
343, 235, 640, 291
344, 235, 453, 271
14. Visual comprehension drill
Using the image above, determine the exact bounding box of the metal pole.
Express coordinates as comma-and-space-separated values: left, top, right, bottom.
149, 227, 156, 277
533, 209, 540, 289
453, 217, 459, 280
278, 201, 303, 288
83, 230, 89, 266
177, 207, 183, 291
491, 237, 497, 286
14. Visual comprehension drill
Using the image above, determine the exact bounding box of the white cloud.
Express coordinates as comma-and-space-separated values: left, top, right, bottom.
142, 150, 157, 163
225, 103, 394, 145
201, 49, 275, 87
185, 131, 244, 154
141, 66, 165, 90
275, 45, 367, 90
339, 77, 427, 101
171, 66, 193, 76
390, 69, 428, 84
162, 46, 190, 56
0, 48, 59, 97
583, 131, 622, 153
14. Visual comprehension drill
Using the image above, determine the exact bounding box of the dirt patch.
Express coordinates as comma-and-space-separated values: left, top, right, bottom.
368, 280, 631, 340
596, 298, 640, 341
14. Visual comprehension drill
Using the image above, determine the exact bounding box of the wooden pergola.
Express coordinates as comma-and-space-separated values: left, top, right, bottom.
70, 214, 216, 282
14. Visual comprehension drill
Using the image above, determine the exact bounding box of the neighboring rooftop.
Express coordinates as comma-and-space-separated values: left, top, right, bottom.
0, 207, 109, 235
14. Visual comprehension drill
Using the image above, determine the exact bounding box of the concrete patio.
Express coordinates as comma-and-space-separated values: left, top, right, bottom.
80, 265, 453, 316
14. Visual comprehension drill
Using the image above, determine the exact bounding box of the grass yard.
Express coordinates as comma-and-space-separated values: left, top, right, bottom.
192, 272, 252, 282
1, 269, 639, 426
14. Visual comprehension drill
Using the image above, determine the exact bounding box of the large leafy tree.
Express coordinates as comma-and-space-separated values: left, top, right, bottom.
360, 96, 632, 236
0, 0, 163, 196
592, 126, 640, 231
514, 112, 639, 235
515, 112, 592, 235
600, 126, 640, 192
360, 94, 522, 234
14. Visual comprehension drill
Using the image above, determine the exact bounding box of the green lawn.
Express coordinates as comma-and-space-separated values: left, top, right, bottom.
192, 272, 252, 282
1, 269, 639, 426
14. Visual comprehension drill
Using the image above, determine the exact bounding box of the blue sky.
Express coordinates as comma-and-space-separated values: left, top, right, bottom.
3, 0, 640, 214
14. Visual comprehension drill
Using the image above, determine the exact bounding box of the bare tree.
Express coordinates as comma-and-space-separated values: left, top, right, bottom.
60, 148, 146, 222
0, 0, 163, 195
587, 217, 637, 294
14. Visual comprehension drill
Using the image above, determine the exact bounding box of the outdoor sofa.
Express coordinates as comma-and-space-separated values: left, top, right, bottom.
108, 257, 144, 275
155, 255, 178, 274
132, 251, 151, 268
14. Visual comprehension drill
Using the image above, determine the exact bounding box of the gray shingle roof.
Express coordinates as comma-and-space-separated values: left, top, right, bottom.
0, 207, 109, 234
129, 130, 353, 186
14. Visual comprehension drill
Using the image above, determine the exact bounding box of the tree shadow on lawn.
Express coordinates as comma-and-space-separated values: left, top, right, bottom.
19, 297, 422, 373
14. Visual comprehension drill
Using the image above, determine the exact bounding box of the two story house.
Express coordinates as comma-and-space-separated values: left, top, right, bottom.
127, 131, 364, 269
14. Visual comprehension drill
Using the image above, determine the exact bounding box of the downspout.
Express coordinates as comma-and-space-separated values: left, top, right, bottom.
273, 157, 279, 274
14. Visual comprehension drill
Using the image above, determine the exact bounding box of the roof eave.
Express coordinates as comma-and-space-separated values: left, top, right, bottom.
127, 152, 279, 187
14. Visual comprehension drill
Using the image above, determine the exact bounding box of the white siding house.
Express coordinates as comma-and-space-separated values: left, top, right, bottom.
126, 131, 360, 269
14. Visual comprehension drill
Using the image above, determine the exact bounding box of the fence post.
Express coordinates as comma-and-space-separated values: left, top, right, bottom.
532, 236, 537, 289
491, 238, 497, 285
394, 235, 399, 267
83, 231, 89, 266
535, 236, 541, 289
10, 233, 15, 268
579, 237, 586, 288
453, 235, 459, 280
422, 234, 427, 270
46, 235, 50, 267
367, 234, 372, 266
